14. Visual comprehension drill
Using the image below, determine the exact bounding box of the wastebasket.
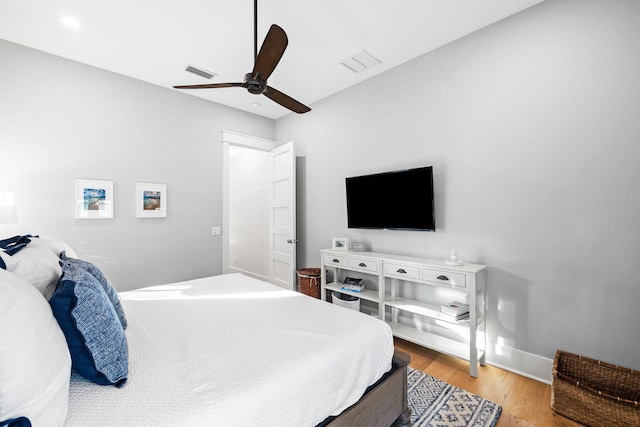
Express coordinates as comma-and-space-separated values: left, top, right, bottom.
297, 268, 321, 299
332, 291, 360, 311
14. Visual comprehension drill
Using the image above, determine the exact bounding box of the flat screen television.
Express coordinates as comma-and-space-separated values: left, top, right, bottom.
345, 166, 435, 231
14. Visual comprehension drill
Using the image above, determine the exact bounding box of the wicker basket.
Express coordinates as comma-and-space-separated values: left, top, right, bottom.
551, 350, 640, 427
297, 268, 321, 299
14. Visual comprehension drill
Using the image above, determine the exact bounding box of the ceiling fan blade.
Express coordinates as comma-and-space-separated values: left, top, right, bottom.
252, 24, 288, 81
173, 83, 243, 89
264, 86, 311, 114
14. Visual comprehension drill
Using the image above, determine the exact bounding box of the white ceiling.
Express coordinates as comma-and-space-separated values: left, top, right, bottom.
0, 0, 543, 119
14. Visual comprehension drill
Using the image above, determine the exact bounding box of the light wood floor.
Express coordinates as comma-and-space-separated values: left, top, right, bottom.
394, 338, 584, 426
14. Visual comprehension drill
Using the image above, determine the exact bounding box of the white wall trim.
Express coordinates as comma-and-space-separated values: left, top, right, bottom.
221, 130, 276, 281
222, 141, 230, 275
486, 341, 553, 384
221, 130, 276, 151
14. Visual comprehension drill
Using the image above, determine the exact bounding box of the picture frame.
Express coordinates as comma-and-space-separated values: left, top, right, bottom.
136, 182, 167, 218
75, 179, 114, 219
332, 237, 349, 251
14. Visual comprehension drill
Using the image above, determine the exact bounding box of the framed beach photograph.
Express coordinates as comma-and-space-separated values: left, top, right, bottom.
136, 182, 167, 218
332, 237, 349, 251
75, 179, 114, 219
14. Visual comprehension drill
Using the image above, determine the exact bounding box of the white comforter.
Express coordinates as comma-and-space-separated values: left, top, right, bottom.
65, 273, 394, 426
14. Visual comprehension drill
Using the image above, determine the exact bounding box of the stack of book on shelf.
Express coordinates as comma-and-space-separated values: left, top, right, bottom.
439, 301, 470, 322
341, 277, 365, 292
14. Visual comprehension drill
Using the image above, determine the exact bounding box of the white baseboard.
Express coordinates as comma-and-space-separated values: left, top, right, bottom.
390, 313, 554, 383
485, 341, 553, 384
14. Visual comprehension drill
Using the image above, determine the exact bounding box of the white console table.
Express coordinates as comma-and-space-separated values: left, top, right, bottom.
320, 249, 487, 377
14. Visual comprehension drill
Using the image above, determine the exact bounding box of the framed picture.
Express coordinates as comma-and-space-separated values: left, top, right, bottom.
136, 182, 167, 218
75, 179, 114, 219
332, 237, 349, 251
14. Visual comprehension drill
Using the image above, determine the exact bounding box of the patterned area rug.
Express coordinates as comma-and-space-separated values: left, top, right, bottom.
407, 368, 502, 427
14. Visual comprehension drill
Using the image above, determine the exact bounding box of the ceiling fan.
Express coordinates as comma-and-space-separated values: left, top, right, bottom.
173, 0, 311, 114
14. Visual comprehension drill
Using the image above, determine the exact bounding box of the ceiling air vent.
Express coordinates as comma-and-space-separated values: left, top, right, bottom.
184, 65, 216, 80
341, 50, 381, 73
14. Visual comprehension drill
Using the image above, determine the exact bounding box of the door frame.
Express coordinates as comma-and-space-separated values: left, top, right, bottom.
221, 130, 276, 278
222, 130, 299, 287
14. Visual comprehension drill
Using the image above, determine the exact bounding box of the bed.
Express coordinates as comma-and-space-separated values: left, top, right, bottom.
0, 236, 410, 427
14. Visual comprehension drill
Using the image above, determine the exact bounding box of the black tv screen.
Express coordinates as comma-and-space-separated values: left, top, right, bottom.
346, 166, 435, 231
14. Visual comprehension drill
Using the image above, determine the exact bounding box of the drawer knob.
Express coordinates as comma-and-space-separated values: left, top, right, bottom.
397, 268, 407, 274
358, 262, 367, 267
332, 258, 340, 263
437, 275, 449, 281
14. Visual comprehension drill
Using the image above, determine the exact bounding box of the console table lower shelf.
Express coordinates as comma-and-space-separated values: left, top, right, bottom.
387, 322, 486, 367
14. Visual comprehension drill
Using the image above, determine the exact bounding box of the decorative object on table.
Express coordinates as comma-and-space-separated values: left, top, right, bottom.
0, 192, 18, 223
342, 276, 364, 292
440, 301, 470, 321
332, 237, 349, 251
551, 349, 640, 427
407, 367, 502, 427
136, 183, 167, 218
75, 179, 113, 219
296, 268, 321, 299
445, 250, 463, 266
352, 241, 366, 252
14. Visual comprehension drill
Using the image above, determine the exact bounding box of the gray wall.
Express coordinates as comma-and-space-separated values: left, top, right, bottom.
277, 0, 640, 372
0, 39, 274, 291
2, 0, 639, 379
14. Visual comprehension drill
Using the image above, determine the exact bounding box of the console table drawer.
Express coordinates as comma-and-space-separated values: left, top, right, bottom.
384, 262, 420, 280
349, 257, 378, 272
323, 254, 349, 267
422, 269, 466, 288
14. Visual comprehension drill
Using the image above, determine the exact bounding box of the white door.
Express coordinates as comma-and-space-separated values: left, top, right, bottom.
269, 141, 296, 290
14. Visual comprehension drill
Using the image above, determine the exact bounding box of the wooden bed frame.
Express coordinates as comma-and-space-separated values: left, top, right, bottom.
318, 350, 411, 427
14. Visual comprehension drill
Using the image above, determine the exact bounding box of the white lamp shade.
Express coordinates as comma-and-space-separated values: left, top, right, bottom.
0, 192, 18, 224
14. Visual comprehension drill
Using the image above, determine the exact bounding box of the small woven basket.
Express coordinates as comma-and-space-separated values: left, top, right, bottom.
297, 268, 321, 299
551, 350, 640, 427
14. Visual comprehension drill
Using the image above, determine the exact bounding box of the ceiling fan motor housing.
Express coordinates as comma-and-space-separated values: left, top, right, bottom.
244, 73, 266, 94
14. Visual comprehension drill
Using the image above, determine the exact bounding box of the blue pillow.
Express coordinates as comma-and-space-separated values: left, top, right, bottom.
49, 263, 128, 387
59, 251, 127, 329
0, 418, 31, 427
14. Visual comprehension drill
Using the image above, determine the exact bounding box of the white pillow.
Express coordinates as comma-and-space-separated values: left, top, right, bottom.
35, 236, 78, 259
0, 268, 71, 426
0, 236, 75, 300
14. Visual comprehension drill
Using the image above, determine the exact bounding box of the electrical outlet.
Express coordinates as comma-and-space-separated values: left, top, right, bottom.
211, 227, 221, 236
